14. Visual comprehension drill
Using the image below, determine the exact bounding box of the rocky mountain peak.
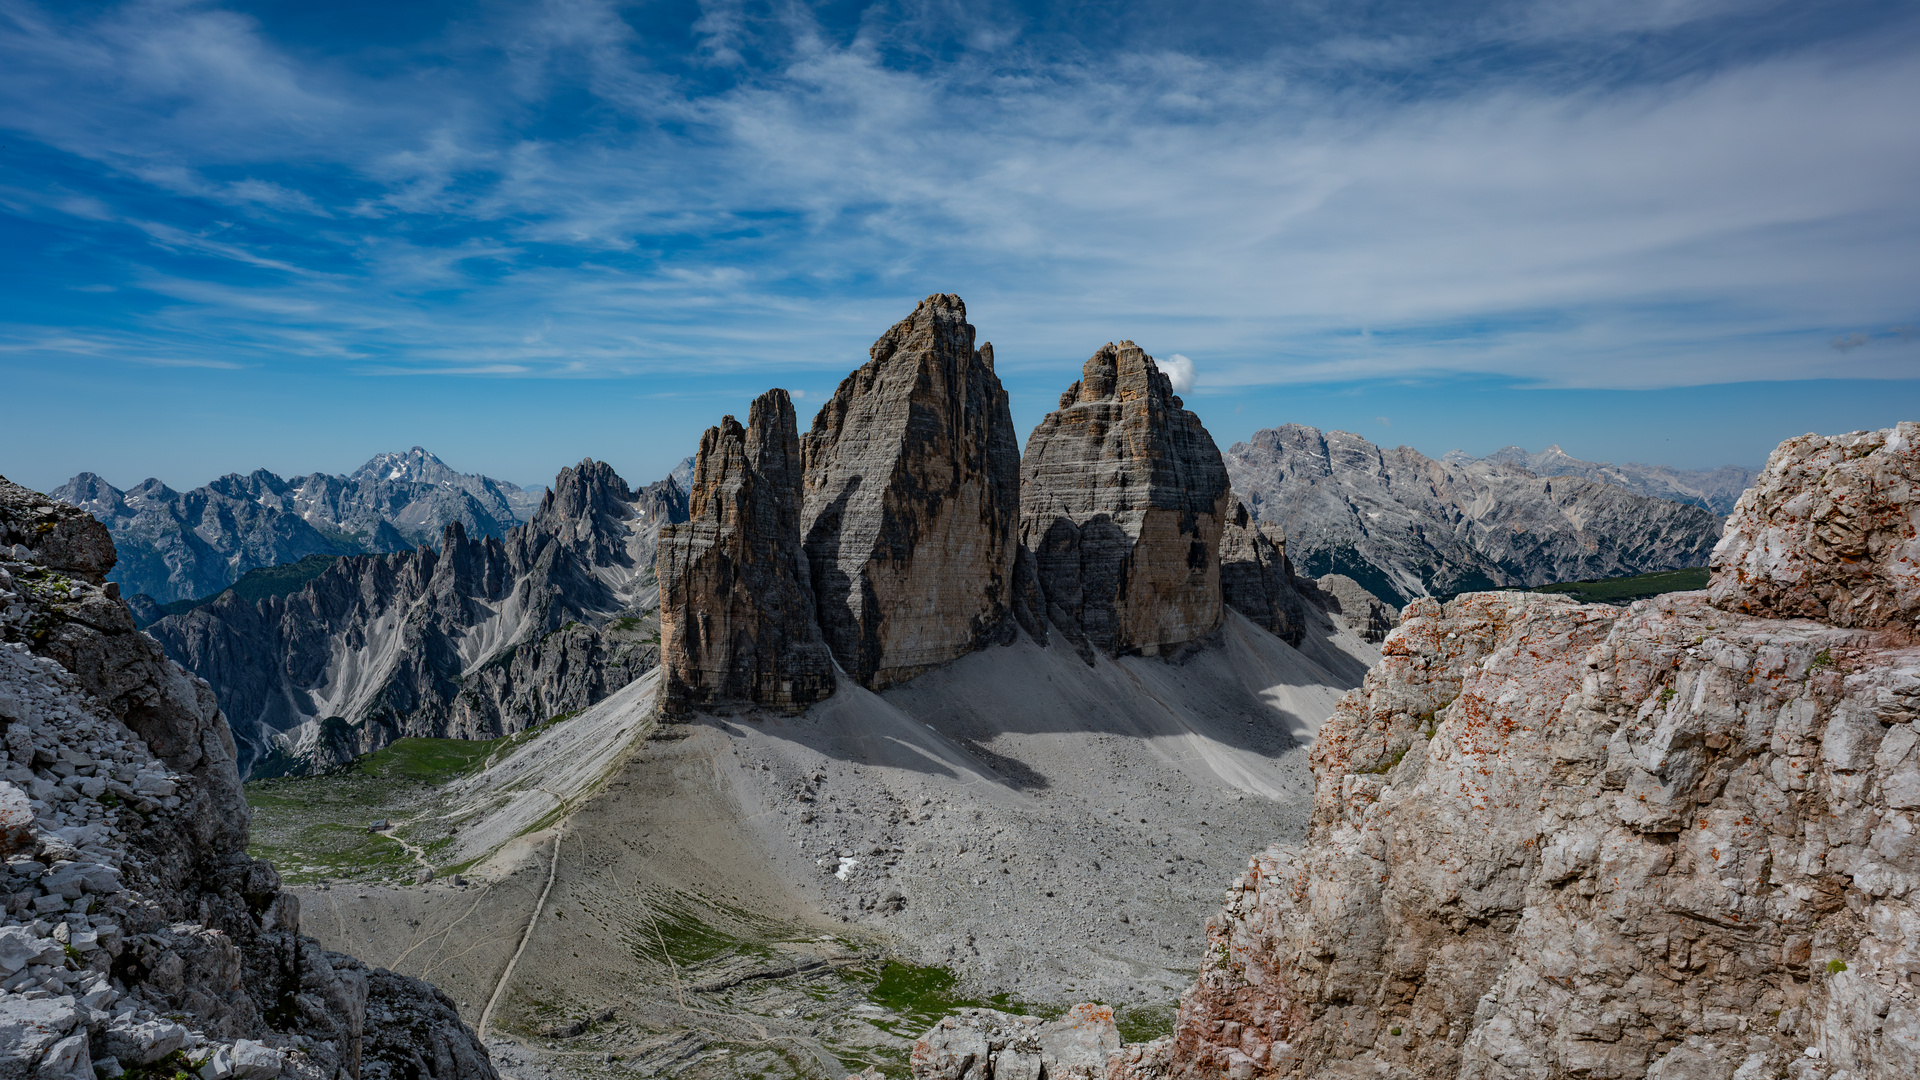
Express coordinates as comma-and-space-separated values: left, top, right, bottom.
349, 445, 450, 485
1020, 341, 1232, 658
53, 452, 544, 604
1227, 423, 1723, 603
519, 458, 641, 569
658, 390, 835, 718
1449, 442, 1761, 515
800, 294, 1022, 689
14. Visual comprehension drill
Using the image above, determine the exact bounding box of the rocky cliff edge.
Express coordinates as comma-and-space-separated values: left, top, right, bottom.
1117, 424, 1920, 1079
0, 475, 493, 1080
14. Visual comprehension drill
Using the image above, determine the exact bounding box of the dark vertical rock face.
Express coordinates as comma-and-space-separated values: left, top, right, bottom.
1019, 342, 1233, 658
1298, 573, 1401, 643
1217, 500, 1310, 647
658, 390, 835, 718
800, 294, 1022, 689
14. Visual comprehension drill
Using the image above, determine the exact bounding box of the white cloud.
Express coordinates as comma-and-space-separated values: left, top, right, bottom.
0, 1, 1914, 390
1163, 353, 1196, 393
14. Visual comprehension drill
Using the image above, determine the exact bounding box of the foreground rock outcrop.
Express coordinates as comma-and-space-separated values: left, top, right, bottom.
1709, 421, 1919, 630
1125, 425, 1920, 1079
1021, 343, 1233, 658
801, 294, 1023, 689
146, 461, 683, 774
0, 475, 493, 1080
658, 390, 835, 717
1227, 424, 1725, 605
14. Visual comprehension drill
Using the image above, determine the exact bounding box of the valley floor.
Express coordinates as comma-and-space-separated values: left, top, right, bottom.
266, 612, 1377, 1078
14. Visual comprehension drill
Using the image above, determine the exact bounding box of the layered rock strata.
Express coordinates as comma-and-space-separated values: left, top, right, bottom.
801, 294, 1022, 689
0, 475, 493, 1080
1125, 424, 1920, 1079
1020, 343, 1233, 658
1227, 424, 1724, 605
658, 390, 835, 718
146, 462, 683, 774
913, 1005, 1121, 1080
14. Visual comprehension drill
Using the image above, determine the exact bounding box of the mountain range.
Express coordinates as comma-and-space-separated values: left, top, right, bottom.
145, 462, 683, 776
52, 446, 545, 605
10, 292, 1877, 1080
1226, 424, 1726, 605
1444, 442, 1759, 514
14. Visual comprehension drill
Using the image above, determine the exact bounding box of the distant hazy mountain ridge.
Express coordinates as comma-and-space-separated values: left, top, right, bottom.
52, 446, 545, 603
1225, 424, 1724, 605
1443, 443, 1759, 514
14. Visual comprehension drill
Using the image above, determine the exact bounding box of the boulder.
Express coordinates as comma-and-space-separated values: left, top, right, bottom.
658, 390, 836, 717
910, 1005, 1120, 1080
1709, 421, 1920, 629
801, 295, 1022, 689
101, 1018, 185, 1066
33, 1034, 87, 1080
1020, 342, 1232, 657
0, 997, 79, 1080
225, 1040, 282, 1080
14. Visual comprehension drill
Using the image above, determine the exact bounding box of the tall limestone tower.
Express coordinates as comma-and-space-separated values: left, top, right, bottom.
1020, 341, 1233, 657
656, 389, 835, 717
800, 294, 1023, 689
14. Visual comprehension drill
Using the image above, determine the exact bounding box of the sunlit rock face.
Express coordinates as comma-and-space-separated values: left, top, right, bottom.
1225, 423, 1726, 606
658, 389, 835, 718
1709, 420, 1920, 631
1118, 424, 1920, 1080
1019, 341, 1232, 659
800, 294, 1022, 690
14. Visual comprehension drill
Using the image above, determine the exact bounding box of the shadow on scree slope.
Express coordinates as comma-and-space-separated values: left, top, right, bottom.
695, 611, 1370, 792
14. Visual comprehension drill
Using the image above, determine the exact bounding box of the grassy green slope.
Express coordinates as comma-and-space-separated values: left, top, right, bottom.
1530, 566, 1709, 605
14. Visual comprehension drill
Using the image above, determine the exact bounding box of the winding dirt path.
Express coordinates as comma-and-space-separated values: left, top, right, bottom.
477, 829, 564, 1041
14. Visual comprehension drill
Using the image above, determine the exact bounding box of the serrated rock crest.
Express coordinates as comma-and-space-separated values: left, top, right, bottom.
658, 390, 835, 717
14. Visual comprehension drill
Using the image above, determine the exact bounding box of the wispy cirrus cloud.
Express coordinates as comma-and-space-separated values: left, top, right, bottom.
0, 0, 1914, 396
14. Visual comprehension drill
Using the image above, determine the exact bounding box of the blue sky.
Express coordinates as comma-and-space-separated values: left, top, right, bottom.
3, 0, 1918, 493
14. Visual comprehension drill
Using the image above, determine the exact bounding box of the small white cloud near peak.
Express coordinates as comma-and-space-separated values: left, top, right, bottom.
1376, 416, 1393, 427
1163, 353, 1196, 393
